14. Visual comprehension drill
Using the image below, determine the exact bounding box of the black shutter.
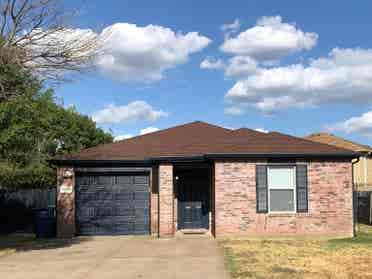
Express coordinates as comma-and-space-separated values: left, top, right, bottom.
256, 165, 268, 213
296, 165, 308, 212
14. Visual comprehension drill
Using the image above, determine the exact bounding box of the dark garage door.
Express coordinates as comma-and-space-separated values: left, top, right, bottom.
75, 173, 150, 235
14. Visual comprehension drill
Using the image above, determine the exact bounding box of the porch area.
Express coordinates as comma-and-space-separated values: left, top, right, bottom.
156, 163, 214, 237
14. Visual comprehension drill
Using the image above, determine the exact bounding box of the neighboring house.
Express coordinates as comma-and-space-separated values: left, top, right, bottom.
306, 133, 372, 192
52, 121, 356, 238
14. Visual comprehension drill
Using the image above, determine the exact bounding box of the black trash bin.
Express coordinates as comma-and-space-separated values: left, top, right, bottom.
34, 208, 56, 238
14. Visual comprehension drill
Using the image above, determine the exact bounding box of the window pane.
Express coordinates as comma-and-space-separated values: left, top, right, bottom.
267, 167, 294, 188
270, 189, 294, 212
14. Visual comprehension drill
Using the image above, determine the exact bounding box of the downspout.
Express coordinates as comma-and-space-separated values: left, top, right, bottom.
352, 156, 360, 237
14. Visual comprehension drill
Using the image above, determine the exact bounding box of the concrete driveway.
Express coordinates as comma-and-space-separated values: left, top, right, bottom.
0, 235, 230, 279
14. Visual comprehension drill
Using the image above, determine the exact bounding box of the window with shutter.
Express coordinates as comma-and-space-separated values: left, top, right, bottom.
296, 165, 308, 212
256, 164, 308, 213
267, 166, 296, 213
256, 165, 268, 213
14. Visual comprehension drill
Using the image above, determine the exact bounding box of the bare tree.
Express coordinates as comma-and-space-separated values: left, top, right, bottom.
0, 0, 100, 82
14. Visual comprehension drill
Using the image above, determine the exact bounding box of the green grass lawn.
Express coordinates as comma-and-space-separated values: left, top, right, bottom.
221, 225, 372, 279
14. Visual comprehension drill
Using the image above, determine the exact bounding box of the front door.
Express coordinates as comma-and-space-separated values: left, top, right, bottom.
177, 169, 209, 230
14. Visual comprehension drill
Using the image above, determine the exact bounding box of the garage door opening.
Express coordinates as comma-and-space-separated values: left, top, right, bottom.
75, 172, 150, 236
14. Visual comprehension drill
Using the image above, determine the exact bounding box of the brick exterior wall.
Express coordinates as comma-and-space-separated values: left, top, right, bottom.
151, 166, 159, 235
56, 167, 75, 238
55, 159, 353, 238
214, 159, 353, 238
158, 164, 174, 237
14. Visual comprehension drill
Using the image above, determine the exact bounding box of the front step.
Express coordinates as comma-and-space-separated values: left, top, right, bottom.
176, 229, 211, 237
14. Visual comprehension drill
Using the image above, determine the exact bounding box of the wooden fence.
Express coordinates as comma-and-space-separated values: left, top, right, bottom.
0, 188, 56, 209
0, 188, 56, 233
356, 191, 372, 225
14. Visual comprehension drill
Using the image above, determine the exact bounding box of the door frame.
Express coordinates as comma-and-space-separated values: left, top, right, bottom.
175, 163, 211, 230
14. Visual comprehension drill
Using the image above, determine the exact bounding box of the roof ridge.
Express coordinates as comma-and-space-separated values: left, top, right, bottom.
235, 127, 259, 132
113, 121, 233, 144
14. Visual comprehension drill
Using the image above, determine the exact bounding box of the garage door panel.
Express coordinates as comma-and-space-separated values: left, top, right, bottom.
115, 176, 132, 185
76, 176, 90, 186
133, 222, 149, 234
78, 222, 96, 234
116, 207, 133, 217
115, 222, 134, 234
134, 176, 148, 184
134, 191, 150, 201
77, 207, 97, 219
76, 173, 150, 235
134, 208, 149, 217
114, 192, 132, 201
97, 175, 112, 185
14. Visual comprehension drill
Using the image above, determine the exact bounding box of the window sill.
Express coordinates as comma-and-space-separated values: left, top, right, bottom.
268, 212, 297, 217
267, 212, 311, 217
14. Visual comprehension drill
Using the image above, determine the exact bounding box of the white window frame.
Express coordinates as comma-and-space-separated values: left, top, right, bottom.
267, 165, 297, 213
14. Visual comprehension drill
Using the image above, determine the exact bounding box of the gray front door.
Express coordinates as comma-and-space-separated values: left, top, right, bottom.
75, 173, 150, 235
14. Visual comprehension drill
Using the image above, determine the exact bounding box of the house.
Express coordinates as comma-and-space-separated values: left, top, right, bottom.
52, 121, 356, 238
306, 133, 372, 192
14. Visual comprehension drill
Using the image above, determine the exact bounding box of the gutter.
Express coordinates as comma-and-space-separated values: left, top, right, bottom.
48, 159, 153, 166
50, 152, 359, 166
204, 152, 357, 159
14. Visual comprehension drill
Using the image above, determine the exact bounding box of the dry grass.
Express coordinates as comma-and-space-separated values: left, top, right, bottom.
221, 225, 372, 279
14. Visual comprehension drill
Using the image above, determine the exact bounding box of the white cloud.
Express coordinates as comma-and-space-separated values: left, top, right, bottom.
140, 126, 160, 135
96, 23, 211, 81
255, 128, 269, 133
220, 16, 318, 61
328, 111, 372, 137
225, 56, 257, 78
226, 48, 372, 113
201, 56, 257, 78
221, 19, 241, 39
224, 106, 244, 115
200, 57, 225, 70
113, 126, 160, 141
114, 134, 134, 141
92, 101, 168, 124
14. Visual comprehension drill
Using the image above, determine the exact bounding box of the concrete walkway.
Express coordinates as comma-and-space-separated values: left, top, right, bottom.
0, 235, 230, 279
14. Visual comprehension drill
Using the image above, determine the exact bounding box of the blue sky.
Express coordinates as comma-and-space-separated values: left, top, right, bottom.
57, 0, 372, 145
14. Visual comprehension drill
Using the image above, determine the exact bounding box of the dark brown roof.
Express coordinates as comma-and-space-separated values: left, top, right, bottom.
53, 121, 356, 162
306, 133, 372, 152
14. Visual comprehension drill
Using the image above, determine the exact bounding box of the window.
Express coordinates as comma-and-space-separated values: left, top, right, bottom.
267, 166, 296, 212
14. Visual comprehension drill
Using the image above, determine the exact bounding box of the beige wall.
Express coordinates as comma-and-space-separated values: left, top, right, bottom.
354, 156, 372, 191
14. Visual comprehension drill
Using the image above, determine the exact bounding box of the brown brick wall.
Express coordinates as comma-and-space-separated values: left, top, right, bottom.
214, 159, 353, 237
158, 164, 174, 237
56, 167, 75, 238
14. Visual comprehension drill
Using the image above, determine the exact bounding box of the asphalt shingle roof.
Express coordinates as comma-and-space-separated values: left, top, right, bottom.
54, 121, 356, 162
306, 133, 372, 153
